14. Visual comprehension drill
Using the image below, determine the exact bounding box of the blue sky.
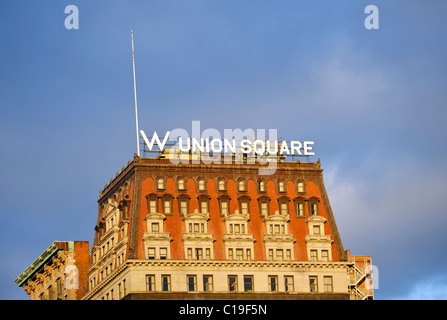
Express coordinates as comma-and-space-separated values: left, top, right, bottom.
1, 1, 446, 300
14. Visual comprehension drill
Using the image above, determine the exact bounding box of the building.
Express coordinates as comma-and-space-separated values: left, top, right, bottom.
81, 151, 373, 300
15, 241, 89, 300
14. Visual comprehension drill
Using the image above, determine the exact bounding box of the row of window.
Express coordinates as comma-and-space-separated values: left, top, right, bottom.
146, 247, 310, 262
155, 176, 307, 194
146, 193, 319, 218
144, 274, 333, 294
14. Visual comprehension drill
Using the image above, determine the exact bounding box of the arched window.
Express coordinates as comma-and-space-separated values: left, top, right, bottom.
218, 178, 226, 192
238, 179, 246, 192
258, 179, 266, 193
198, 178, 206, 192
177, 177, 186, 191
278, 180, 286, 193
297, 181, 306, 194
157, 177, 165, 190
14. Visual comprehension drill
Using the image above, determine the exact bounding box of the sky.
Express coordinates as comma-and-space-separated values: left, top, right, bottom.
1, 0, 446, 300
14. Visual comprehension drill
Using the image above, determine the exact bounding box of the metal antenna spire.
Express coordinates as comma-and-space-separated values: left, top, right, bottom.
131, 30, 140, 157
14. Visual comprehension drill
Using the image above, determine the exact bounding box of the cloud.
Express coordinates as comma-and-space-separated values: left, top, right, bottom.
395, 274, 447, 300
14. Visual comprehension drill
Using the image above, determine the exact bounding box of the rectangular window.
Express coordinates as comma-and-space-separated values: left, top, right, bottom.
164, 200, 171, 214
187, 248, 193, 260
310, 250, 318, 261
160, 247, 167, 260
221, 200, 228, 216
241, 202, 248, 215
296, 202, 304, 216
205, 248, 211, 260
268, 249, 274, 260
268, 276, 278, 292
284, 276, 294, 292
228, 248, 234, 260
246, 249, 252, 260
276, 249, 284, 261
151, 222, 159, 233
180, 200, 188, 215
324, 276, 333, 293
162, 275, 171, 292
200, 201, 208, 214
148, 247, 156, 260
280, 202, 288, 215
149, 200, 157, 213
236, 248, 243, 260
313, 225, 320, 235
309, 276, 318, 292
203, 275, 213, 292
228, 275, 238, 292
310, 203, 318, 216
321, 250, 329, 262
187, 275, 197, 292
146, 275, 155, 292
286, 249, 292, 260
244, 275, 254, 292
260, 202, 268, 217
195, 248, 203, 260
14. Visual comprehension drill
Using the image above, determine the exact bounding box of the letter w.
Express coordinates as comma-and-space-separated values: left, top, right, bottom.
140, 130, 171, 151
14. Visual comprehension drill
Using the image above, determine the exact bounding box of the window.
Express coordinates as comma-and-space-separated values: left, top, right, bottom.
238, 179, 246, 192
238, 196, 250, 215
179, 199, 188, 215
157, 177, 165, 190
48, 285, 53, 300
277, 249, 284, 261
195, 248, 203, 260
280, 202, 288, 215
244, 275, 254, 292
268, 276, 278, 292
221, 200, 228, 216
260, 201, 269, 217
310, 250, 318, 261
178, 178, 186, 191
258, 179, 266, 193
307, 198, 320, 216
321, 250, 329, 261
161, 275, 171, 292
187, 275, 197, 292
163, 199, 171, 215
228, 275, 238, 291
146, 275, 155, 292
324, 276, 333, 293
203, 275, 213, 292
218, 195, 230, 217
236, 248, 243, 260
228, 248, 234, 260
146, 194, 158, 213
310, 203, 318, 216
198, 178, 206, 192
313, 225, 320, 235
218, 179, 226, 191
297, 181, 305, 194
268, 249, 274, 260
160, 247, 167, 260
148, 248, 156, 260
177, 194, 190, 216
198, 195, 210, 214
284, 276, 294, 292
200, 201, 208, 214
278, 180, 286, 193
151, 222, 159, 233
294, 199, 305, 217
309, 276, 318, 292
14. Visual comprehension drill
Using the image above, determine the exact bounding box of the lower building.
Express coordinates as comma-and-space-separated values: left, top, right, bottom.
15, 241, 89, 300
